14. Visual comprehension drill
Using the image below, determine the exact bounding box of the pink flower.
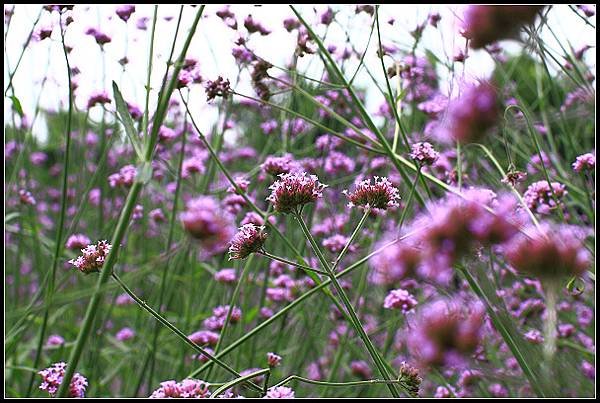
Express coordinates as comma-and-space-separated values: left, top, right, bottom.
343, 176, 400, 210
116, 5, 135, 22
150, 379, 210, 398
267, 352, 282, 367
267, 172, 327, 214
264, 386, 295, 398
38, 362, 87, 398
68, 240, 112, 274
228, 224, 268, 260
383, 289, 418, 313
116, 327, 135, 342
65, 234, 92, 250
572, 152, 595, 173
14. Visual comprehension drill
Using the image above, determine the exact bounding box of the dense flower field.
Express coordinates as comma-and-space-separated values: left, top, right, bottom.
4, 4, 596, 398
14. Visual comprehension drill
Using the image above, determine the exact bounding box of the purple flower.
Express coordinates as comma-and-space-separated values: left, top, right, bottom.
188, 330, 219, 347
87, 91, 112, 109
68, 240, 112, 274
228, 224, 268, 260
267, 172, 327, 214
523, 180, 567, 215
407, 298, 485, 367
264, 386, 295, 398
116, 5, 135, 22
267, 352, 282, 367
116, 327, 135, 342
214, 268, 237, 284
180, 196, 235, 257
343, 177, 400, 211
150, 379, 210, 398
65, 234, 92, 250
437, 81, 499, 144
410, 142, 439, 166
108, 164, 137, 188
524, 329, 543, 344
261, 154, 301, 177
505, 224, 590, 279
46, 334, 65, 347
85, 27, 111, 45
572, 152, 595, 173
383, 289, 418, 313
38, 362, 87, 398
462, 6, 545, 49
350, 360, 372, 379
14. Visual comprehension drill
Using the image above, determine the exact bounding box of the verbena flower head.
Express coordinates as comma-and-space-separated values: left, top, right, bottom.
108, 164, 137, 188
267, 352, 282, 367
261, 154, 301, 177
180, 196, 235, 257
228, 224, 268, 260
264, 386, 295, 398
383, 289, 418, 313
462, 6, 545, 49
407, 298, 485, 368
399, 362, 422, 397
438, 81, 499, 144
504, 224, 590, 280
343, 176, 400, 211
572, 152, 595, 173
205, 76, 231, 102
267, 172, 327, 214
65, 233, 91, 250
523, 180, 567, 215
68, 240, 112, 274
410, 142, 439, 166
116, 5, 135, 22
116, 327, 135, 342
150, 379, 211, 398
46, 334, 65, 347
38, 362, 88, 398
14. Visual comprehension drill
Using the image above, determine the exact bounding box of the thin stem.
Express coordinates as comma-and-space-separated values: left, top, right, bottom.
56, 7, 205, 396
27, 18, 73, 396
259, 251, 330, 277
273, 374, 405, 389
110, 273, 263, 393
293, 210, 400, 398
210, 368, 270, 398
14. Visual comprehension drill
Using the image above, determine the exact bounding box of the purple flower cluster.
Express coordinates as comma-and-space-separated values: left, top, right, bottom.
383, 289, 418, 313
523, 180, 567, 215
180, 196, 235, 257
343, 176, 400, 211
228, 224, 268, 260
150, 379, 211, 398
267, 172, 327, 214
68, 240, 112, 274
38, 362, 88, 398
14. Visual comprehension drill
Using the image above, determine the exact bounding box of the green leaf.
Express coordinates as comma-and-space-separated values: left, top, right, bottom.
112, 81, 144, 161
10, 96, 24, 117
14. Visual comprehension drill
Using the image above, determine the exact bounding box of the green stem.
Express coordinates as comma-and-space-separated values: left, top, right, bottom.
56, 7, 205, 397
293, 210, 400, 398
210, 368, 270, 398
110, 273, 262, 393
259, 251, 329, 277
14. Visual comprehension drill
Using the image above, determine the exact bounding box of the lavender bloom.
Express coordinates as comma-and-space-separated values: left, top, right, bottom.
383, 289, 418, 313
505, 224, 590, 279
68, 240, 112, 274
214, 268, 237, 284
116, 327, 135, 342
46, 334, 65, 347
267, 352, 282, 367
85, 27, 111, 45
267, 172, 327, 214
261, 154, 301, 177
581, 360, 595, 380
150, 379, 211, 398
87, 91, 111, 109
369, 237, 421, 285
410, 142, 439, 166
228, 224, 268, 260
264, 386, 295, 398
343, 177, 400, 211
108, 165, 137, 188
350, 360, 372, 379
572, 152, 595, 173
524, 330, 544, 344
116, 5, 135, 22
65, 234, 91, 250
38, 362, 88, 398
180, 196, 235, 257
18, 189, 36, 205
188, 330, 219, 347
462, 6, 545, 49
523, 180, 567, 215
437, 81, 499, 144
407, 299, 485, 368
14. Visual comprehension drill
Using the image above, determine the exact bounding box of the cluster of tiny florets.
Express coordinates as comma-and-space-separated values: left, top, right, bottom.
68, 240, 112, 274
228, 224, 268, 260
267, 172, 327, 214
343, 176, 400, 210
